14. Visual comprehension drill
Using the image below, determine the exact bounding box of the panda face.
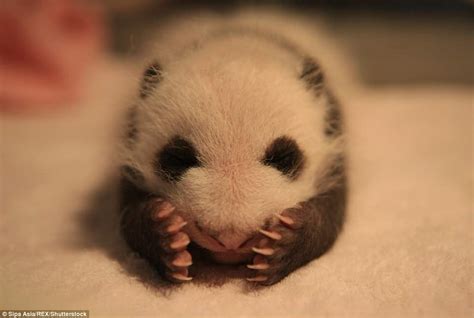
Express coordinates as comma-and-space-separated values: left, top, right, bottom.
153, 133, 310, 253
120, 47, 337, 253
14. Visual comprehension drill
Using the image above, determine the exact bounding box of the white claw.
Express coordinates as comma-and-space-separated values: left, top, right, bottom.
170, 237, 191, 250
172, 259, 193, 267
152, 201, 175, 220
167, 221, 188, 233
171, 273, 193, 281
247, 263, 270, 270
259, 229, 282, 241
274, 213, 295, 226
252, 247, 275, 256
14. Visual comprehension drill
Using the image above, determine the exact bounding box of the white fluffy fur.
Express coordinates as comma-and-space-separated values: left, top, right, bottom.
120, 11, 344, 244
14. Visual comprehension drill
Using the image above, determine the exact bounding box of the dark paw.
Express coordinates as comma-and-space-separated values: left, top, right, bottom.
246, 206, 304, 286
149, 198, 193, 283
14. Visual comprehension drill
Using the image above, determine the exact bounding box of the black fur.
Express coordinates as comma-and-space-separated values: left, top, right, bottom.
119, 178, 170, 279
140, 61, 163, 98
125, 105, 139, 145
324, 90, 343, 138
299, 58, 344, 138
262, 136, 305, 180
300, 57, 324, 95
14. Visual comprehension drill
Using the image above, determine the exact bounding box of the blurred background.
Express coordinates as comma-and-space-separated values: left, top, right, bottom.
0, 0, 472, 112
107, 0, 473, 85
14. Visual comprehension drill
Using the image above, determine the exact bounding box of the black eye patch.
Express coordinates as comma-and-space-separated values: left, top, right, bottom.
262, 136, 305, 180
156, 136, 201, 182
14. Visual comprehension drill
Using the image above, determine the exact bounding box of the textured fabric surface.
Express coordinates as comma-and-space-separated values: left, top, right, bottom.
1, 58, 472, 317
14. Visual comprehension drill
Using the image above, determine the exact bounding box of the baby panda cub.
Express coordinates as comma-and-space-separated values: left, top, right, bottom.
119, 14, 346, 286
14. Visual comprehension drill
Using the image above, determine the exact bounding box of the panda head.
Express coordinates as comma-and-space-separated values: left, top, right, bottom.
120, 51, 342, 255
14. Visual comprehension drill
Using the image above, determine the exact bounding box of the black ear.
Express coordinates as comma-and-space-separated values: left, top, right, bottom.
300, 57, 343, 138
300, 57, 324, 95
324, 90, 343, 137
140, 61, 163, 98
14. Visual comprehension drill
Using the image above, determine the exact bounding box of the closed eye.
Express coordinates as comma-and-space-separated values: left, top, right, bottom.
262, 136, 305, 180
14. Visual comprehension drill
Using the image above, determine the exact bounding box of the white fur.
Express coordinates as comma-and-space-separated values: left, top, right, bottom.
120, 10, 344, 246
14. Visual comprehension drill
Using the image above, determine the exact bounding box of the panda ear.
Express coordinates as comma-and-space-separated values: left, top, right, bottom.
300, 57, 324, 95
140, 61, 163, 98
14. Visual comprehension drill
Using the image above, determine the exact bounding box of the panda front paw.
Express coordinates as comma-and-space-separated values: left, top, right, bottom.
246, 206, 304, 286
149, 199, 193, 282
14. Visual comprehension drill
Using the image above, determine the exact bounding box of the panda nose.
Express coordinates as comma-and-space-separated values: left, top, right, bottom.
216, 233, 251, 250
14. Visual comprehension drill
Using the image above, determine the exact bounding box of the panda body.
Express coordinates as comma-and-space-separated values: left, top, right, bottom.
119, 10, 346, 285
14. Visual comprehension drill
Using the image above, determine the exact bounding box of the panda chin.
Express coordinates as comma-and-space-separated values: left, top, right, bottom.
208, 251, 253, 264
